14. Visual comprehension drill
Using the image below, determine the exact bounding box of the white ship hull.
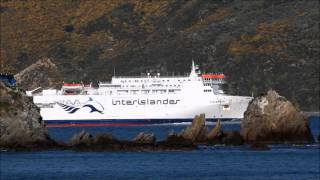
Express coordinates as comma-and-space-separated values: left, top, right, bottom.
34, 93, 251, 127
29, 61, 253, 127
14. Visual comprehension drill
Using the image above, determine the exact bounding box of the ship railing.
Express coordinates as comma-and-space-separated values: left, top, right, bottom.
112, 75, 190, 79
26, 87, 43, 96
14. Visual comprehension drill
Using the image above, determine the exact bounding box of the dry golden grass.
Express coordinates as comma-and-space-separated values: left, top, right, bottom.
228, 19, 289, 55
185, 8, 230, 32
256, 20, 289, 35
228, 41, 256, 56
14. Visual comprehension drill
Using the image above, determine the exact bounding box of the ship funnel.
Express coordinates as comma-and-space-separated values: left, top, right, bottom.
189, 60, 200, 77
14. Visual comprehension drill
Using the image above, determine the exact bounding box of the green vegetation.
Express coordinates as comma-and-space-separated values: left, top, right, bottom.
1, 0, 319, 110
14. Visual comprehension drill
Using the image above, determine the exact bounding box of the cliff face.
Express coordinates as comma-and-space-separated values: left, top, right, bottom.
0, 82, 53, 149
1, 0, 319, 110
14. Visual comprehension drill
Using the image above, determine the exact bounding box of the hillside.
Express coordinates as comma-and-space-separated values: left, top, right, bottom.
0, 0, 319, 110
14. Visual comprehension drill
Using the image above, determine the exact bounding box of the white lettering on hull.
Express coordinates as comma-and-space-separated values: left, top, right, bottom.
112, 99, 180, 105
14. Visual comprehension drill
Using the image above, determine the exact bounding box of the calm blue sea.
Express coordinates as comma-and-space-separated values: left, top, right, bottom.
1, 117, 319, 180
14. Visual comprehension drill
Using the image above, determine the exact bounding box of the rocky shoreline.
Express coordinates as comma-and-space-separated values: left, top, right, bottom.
0, 83, 317, 151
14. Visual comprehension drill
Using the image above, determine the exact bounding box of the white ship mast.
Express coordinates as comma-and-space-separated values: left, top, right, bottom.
189, 60, 201, 77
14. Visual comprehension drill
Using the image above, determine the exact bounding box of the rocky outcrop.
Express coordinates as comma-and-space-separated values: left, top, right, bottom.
70, 131, 123, 151
133, 132, 156, 144
222, 131, 244, 146
180, 115, 245, 146
157, 133, 196, 151
69, 131, 196, 151
0, 82, 56, 150
181, 114, 208, 143
241, 90, 314, 144
95, 133, 118, 144
14, 58, 61, 90
207, 119, 223, 144
70, 130, 94, 146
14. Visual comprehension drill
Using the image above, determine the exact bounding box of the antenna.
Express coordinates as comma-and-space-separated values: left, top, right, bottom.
113, 66, 116, 77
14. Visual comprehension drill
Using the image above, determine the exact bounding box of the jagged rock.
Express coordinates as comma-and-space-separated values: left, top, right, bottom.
69, 131, 196, 151
92, 133, 121, 151
70, 130, 94, 146
241, 90, 314, 144
14, 58, 62, 90
94, 133, 118, 144
0, 82, 56, 150
157, 133, 196, 150
182, 114, 208, 143
133, 132, 156, 144
222, 131, 244, 146
207, 119, 223, 144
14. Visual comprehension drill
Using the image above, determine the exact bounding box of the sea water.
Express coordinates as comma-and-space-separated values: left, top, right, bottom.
1, 117, 319, 180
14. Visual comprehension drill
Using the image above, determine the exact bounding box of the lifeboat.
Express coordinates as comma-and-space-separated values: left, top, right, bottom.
201, 73, 225, 79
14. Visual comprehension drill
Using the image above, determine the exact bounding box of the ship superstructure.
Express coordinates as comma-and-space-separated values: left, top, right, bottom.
27, 62, 252, 127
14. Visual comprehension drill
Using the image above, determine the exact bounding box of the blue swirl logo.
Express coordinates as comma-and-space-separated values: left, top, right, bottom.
56, 97, 104, 114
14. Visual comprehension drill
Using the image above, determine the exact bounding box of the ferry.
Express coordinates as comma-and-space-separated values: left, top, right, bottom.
27, 61, 253, 127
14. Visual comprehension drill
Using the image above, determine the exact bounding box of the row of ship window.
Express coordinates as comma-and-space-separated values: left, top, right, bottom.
102, 89, 181, 94
100, 84, 181, 88
119, 79, 196, 83
123, 84, 180, 87
204, 90, 212, 92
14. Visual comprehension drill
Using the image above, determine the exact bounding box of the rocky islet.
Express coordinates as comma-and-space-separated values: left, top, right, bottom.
0, 84, 316, 151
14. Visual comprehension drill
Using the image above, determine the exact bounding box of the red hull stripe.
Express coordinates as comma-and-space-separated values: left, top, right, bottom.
44, 118, 234, 128
46, 123, 146, 128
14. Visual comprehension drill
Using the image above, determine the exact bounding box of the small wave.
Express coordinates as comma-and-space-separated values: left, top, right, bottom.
268, 144, 320, 150
148, 122, 192, 126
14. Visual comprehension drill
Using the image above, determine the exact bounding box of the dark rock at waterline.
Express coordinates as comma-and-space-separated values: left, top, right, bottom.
222, 131, 244, 146
182, 115, 243, 146
71, 116, 199, 151
70, 131, 121, 151
0, 82, 56, 150
242, 90, 314, 144
70, 130, 94, 146
95, 133, 118, 144
181, 114, 208, 143
207, 119, 223, 144
157, 133, 196, 151
90, 133, 123, 151
69, 131, 196, 151
133, 132, 156, 144
249, 143, 270, 151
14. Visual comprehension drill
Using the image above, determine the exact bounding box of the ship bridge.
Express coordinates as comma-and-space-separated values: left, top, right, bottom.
29, 61, 227, 96
97, 61, 226, 95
